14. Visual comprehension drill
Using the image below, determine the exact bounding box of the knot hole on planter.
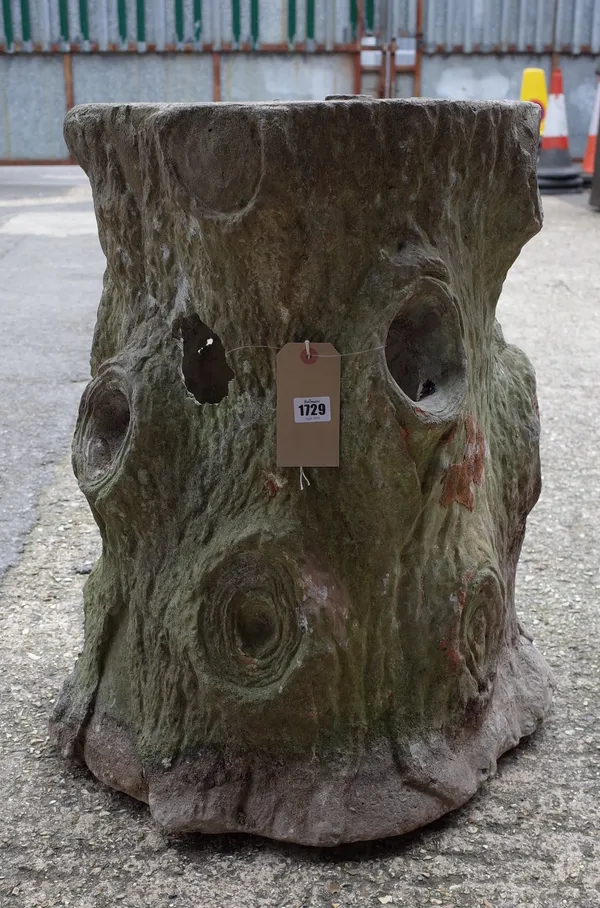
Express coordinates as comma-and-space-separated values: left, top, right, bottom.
234, 599, 279, 659
177, 315, 234, 404
385, 293, 466, 416
73, 370, 133, 489
86, 388, 130, 478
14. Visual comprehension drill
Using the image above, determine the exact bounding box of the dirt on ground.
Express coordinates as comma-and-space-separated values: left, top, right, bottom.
1, 195, 599, 908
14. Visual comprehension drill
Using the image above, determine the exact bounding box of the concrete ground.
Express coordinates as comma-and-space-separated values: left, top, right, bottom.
0, 166, 102, 580
0, 172, 599, 908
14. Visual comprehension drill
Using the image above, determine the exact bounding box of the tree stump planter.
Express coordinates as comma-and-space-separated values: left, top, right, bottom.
51, 98, 553, 846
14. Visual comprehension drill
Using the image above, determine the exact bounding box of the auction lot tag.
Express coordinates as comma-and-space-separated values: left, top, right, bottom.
277, 343, 340, 467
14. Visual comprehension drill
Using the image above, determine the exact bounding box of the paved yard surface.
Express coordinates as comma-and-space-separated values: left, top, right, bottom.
0, 188, 599, 908
0, 166, 102, 579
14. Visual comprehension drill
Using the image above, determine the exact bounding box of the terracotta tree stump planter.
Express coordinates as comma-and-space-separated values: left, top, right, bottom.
51, 98, 553, 846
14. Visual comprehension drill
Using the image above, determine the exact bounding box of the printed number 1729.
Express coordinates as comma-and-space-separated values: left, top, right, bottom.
293, 396, 331, 424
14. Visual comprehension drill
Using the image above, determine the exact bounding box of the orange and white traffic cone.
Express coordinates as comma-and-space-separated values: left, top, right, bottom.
591, 61, 600, 210
537, 66, 583, 194
582, 71, 600, 185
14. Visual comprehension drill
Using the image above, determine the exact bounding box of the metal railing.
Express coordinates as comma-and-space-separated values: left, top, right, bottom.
1, 1, 599, 55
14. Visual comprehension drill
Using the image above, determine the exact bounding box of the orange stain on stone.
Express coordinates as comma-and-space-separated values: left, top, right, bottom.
440, 415, 485, 511
263, 472, 287, 498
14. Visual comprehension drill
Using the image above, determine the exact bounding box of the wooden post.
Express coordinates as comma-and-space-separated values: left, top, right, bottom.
379, 41, 387, 98
414, 0, 424, 97
390, 37, 397, 98
212, 52, 221, 102
353, 0, 364, 95
63, 53, 74, 112
63, 52, 76, 163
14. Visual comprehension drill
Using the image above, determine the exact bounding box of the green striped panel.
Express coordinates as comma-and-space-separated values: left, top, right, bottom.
79, 0, 89, 42
175, 0, 184, 43
59, 0, 69, 43
349, 0, 357, 40
193, 0, 201, 42
232, 0, 240, 45
118, 0, 127, 45
365, 0, 374, 32
20, 0, 31, 42
2, 0, 13, 46
306, 0, 314, 41
250, 0, 258, 46
136, 0, 145, 43
288, 0, 295, 45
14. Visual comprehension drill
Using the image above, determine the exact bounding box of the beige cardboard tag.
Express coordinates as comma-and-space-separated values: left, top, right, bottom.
276, 343, 341, 468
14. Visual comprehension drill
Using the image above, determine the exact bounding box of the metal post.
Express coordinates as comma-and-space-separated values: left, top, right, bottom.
118, 0, 128, 50
551, 0, 560, 67
175, 0, 185, 49
193, 0, 202, 46
20, 0, 32, 51
288, 0, 296, 48
59, 0, 69, 51
79, 0, 90, 51
137, 0, 146, 52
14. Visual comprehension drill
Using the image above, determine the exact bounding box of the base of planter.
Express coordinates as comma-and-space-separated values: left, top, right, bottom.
51, 633, 552, 846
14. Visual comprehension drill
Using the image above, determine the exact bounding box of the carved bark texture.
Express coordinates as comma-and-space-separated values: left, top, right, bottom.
51, 99, 553, 845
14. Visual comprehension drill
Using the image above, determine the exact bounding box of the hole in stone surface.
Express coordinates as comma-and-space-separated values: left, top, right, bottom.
178, 315, 233, 404
85, 387, 130, 481
384, 296, 465, 414
234, 599, 279, 659
417, 378, 436, 401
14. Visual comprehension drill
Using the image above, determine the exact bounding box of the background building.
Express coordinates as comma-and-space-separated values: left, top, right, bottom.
1, 0, 599, 160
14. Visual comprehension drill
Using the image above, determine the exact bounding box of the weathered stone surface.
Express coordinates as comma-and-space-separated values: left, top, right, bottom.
50, 98, 553, 846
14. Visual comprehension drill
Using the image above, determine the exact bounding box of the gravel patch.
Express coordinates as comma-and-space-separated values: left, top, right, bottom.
1, 196, 599, 907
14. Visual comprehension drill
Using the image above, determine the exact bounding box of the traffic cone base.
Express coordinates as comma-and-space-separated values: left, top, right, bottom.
538, 177, 585, 194
537, 66, 582, 194
538, 167, 582, 178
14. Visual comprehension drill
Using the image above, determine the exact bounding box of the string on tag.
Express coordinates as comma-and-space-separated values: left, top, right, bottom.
299, 466, 311, 491
226, 344, 385, 358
